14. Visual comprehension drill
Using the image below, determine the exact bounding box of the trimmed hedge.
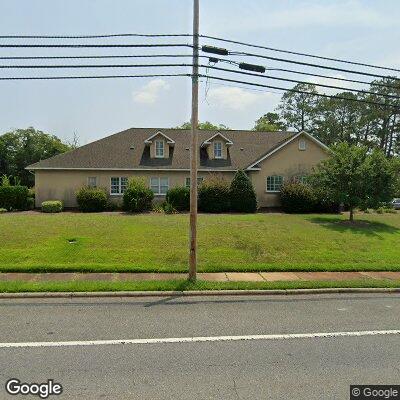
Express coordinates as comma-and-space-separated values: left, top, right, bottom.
280, 182, 340, 214
41, 200, 63, 213
198, 176, 230, 213
76, 186, 108, 212
230, 170, 257, 213
166, 186, 190, 211
123, 178, 154, 212
0, 185, 29, 211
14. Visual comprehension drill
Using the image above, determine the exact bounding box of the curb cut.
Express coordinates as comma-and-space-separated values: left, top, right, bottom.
0, 287, 399, 299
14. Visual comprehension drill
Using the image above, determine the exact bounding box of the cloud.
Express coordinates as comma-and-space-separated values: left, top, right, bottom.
206, 86, 279, 111
306, 74, 358, 95
133, 79, 170, 104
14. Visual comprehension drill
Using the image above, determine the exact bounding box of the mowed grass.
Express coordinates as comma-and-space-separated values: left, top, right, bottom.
0, 211, 399, 272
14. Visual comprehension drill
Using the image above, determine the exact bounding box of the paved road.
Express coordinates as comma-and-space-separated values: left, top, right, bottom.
0, 293, 399, 399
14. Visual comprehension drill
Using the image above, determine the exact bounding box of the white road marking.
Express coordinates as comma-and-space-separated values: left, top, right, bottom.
0, 330, 399, 349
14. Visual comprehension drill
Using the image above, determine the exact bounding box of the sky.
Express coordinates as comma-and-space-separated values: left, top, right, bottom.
0, 0, 399, 145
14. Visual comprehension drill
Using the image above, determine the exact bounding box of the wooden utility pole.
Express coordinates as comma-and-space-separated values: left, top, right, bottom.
189, 0, 199, 281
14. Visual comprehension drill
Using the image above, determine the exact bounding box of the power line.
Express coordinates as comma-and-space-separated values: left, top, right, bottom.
0, 63, 192, 69
200, 65, 400, 100
200, 74, 400, 110
201, 34, 400, 74
225, 49, 400, 82
0, 54, 195, 60
0, 53, 395, 90
0, 43, 192, 49
0, 33, 192, 39
0, 73, 190, 81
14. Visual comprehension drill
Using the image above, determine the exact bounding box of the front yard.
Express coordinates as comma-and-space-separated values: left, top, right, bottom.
1, 211, 399, 273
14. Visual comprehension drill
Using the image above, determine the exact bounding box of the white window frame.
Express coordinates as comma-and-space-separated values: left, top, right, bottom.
150, 177, 169, 195
213, 141, 223, 159
266, 175, 284, 193
110, 177, 128, 195
299, 139, 306, 151
155, 140, 165, 158
185, 177, 204, 188
87, 176, 97, 188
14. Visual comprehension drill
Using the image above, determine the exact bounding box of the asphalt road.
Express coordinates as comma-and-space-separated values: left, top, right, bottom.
0, 293, 399, 399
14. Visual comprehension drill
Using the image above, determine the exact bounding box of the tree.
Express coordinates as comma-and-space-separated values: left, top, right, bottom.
229, 170, 257, 212
175, 121, 230, 130
278, 83, 319, 132
311, 143, 398, 221
253, 113, 286, 132
0, 127, 72, 187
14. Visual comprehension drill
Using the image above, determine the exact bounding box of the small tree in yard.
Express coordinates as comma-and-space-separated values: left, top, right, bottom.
311, 143, 398, 221
230, 170, 257, 212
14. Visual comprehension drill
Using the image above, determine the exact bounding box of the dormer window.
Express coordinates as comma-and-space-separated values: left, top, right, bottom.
214, 141, 223, 159
155, 140, 164, 158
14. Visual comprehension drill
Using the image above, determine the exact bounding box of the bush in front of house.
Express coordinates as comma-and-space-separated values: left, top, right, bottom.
76, 186, 108, 212
123, 177, 154, 212
198, 175, 230, 213
280, 182, 340, 213
41, 200, 63, 213
280, 181, 316, 213
166, 186, 190, 211
0, 208, 7, 213
229, 170, 257, 213
0, 185, 29, 211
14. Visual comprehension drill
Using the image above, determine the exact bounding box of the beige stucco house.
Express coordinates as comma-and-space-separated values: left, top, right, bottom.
26, 127, 329, 208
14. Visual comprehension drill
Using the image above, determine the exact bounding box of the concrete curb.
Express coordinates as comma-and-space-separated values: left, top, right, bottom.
0, 287, 399, 299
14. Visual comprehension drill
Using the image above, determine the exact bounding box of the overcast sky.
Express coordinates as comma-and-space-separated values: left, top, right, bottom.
0, 0, 399, 144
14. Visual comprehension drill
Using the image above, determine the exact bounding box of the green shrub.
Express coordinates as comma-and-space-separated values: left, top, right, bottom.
162, 202, 176, 214
76, 186, 108, 212
166, 186, 190, 211
0, 208, 7, 213
41, 200, 63, 213
0, 185, 29, 211
26, 197, 35, 210
28, 188, 35, 199
280, 182, 339, 214
230, 170, 257, 213
376, 206, 385, 214
280, 182, 316, 213
198, 175, 230, 213
123, 178, 154, 212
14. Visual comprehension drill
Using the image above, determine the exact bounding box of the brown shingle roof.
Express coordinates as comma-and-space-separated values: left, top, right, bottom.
26, 127, 296, 171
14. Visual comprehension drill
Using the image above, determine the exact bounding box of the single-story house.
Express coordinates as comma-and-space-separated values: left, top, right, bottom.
26, 127, 329, 208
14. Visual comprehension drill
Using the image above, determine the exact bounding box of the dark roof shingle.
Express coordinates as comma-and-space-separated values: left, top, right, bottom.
27, 127, 296, 170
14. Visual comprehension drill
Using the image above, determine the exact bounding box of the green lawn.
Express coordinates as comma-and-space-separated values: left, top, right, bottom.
0, 211, 399, 273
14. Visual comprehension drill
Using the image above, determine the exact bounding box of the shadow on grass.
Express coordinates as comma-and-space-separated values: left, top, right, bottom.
308, 216, 399, 238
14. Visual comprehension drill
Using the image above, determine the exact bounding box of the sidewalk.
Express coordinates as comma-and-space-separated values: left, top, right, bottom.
0, 271, 400, 282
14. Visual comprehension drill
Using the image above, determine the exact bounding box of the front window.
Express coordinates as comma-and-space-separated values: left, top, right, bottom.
150, 177, 169, 195
299, 139, 306, 151
155, 140, 164, 158
266, 175, 284, 192
214, 141, 222, 158
110, 177, 128, 195
87, 177, 97, 188
185, 177, 204, 188
293, 175, 308, 184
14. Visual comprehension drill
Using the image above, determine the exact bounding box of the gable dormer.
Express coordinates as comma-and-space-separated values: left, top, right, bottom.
201, 132, 233, 160
144, 131, 175, 159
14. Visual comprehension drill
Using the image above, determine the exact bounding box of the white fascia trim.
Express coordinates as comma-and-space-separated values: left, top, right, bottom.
246, 131, 329, 170
201, 132, 233, 147
27, 167, 237, 172
144, 131, 175, 144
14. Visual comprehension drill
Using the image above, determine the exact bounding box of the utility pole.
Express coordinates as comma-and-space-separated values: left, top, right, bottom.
189, 0, 199, 281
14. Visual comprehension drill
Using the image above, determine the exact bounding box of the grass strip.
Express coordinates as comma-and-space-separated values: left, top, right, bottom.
1, 264, 400, 273
0, 279, 398, 293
